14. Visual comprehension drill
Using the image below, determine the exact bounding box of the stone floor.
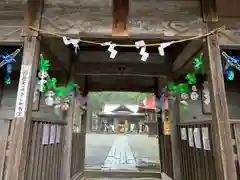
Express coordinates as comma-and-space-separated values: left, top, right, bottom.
85, 133, 160, 171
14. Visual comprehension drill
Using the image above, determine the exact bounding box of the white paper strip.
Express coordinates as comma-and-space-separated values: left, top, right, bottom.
188, 128, 194, 147
181, 128, 187, 140
42, 124, 50, 145
50, 125, 56, 144
56, 125, 61, 143
202, 127, 210, 150
193, 128, 202, 148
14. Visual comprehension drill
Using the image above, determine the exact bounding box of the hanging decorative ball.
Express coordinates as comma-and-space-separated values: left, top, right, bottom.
192, 85, 197, 92
190, 92, 199, 100
45, 96, 55, 106
61, 103, 69, 111
181, 93, 189, 100
38, 71, 49, 78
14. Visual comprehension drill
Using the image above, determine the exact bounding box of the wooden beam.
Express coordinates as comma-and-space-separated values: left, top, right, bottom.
219, 30, 240, 48
7, 0, 43, 180
172, 40, 203, 73
86, 75, 156, 92
112, 0, 129, 36
76, 63, 166, 77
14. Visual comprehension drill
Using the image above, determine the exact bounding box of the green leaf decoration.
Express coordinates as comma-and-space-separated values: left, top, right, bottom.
167, 82, 178, 93
193, 54, 203, 73
65, 80, 76, 93
54, 87, 69, 97
186, 73, 196, 84
39, 54, 50, 71
4, 77, 11, 84
47, 78, 57, 90
47, 79, 75, 97
177, 83, 189, 93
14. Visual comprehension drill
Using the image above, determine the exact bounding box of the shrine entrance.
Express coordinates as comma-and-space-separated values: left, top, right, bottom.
1, 0, 240, 180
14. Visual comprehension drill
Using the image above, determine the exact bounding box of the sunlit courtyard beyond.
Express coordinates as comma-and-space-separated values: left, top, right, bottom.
85, 133, 160, 172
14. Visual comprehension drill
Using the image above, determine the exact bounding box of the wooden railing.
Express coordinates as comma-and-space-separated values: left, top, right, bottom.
159, 135, 173, 178
71, 132, 85, 178
25, 119, 66, 180
177, 120, 240, 180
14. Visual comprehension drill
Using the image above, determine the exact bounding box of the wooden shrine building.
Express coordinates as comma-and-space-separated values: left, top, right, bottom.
98, 104, 145, 133
0, 0, 240, 180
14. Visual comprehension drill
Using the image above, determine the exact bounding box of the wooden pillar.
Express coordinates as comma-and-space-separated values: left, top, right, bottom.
205, 29, 237, 180
201, 0, 237, 179
80, 111, 87, 169
169, 97, 181, 180
61, 91, 76, 180
7, 0, 43, 180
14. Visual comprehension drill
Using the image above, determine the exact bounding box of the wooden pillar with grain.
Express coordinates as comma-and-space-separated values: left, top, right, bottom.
205, 29, 237, 180
61, 91, 76, 180
61, 48, 77, 180
201, 0, 237, 179
6, 0, 43, 180
169, 96, 181, 180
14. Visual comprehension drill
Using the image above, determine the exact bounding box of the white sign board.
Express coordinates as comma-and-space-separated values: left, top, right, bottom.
202, 127, 211, 150
56, 125, 61, 143
180, 128, 187, 140
50, 125, 56, 144
42, 124, 50, 145
193, 128, 202, 149
188, 128, 194, 147
14, 65, 32, 118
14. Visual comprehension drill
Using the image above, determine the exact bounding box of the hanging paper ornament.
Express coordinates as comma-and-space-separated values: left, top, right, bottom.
225, 70, 234, 81
38, 55, 50, 92
203, 84, 210, 105
181, 93, 189, 100
186, 73, 196, 84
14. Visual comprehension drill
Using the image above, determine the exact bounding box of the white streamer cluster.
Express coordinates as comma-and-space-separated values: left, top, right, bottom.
158, 42, 174, 56
135, 40, 149, 61
102, 42, 118, 59
61, 37, 176, 61
62, 36, 80, 54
